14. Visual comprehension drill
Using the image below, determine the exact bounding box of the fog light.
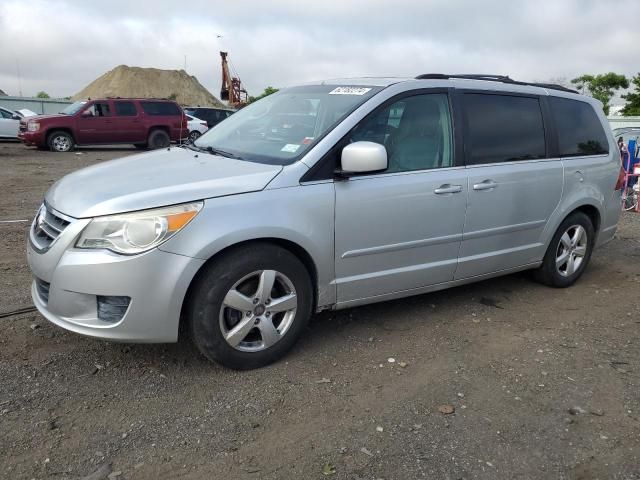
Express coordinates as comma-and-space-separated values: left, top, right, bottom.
97, 296, 130, 323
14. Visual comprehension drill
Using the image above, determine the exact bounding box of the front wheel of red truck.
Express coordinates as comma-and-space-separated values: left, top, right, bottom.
47, 131, 74, 152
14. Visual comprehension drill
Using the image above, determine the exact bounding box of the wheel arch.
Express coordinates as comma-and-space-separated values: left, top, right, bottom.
544, 201, 603, 252
179, 237, 319, 336
148, 125, 170, 136
573, 204, 601, 234
45, 127, 75, 143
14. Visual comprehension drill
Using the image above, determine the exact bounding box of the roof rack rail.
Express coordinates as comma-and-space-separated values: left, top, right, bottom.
415, 73, 578, 94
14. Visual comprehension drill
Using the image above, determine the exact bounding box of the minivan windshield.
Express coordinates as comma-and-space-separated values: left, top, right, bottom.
60, 101, 87, 115
193, 85, 382, 165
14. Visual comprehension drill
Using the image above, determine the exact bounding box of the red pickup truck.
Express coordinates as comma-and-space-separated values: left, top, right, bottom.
19, 98, 188, 152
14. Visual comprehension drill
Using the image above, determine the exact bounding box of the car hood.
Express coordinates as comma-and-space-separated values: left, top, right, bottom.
46, 147, 283, 218
23, 113, 69, 122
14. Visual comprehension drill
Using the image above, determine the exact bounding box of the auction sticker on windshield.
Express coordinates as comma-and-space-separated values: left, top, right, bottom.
329, 87, 372, 95
281, 144, 301, 153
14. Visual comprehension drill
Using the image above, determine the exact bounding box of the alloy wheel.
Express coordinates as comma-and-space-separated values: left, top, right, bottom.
52, 135, 71, 152
555, 224, 587, 277
219, 270, 298, 352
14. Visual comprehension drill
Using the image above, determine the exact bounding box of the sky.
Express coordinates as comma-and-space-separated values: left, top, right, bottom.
1, 0, 639, 101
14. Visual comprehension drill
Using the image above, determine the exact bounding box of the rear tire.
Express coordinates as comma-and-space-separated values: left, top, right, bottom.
147, 129, 170, 149
533, 211, 594, 288
47, 131, 74, 152
188, 243, 313, 370
188, 130, 201, 142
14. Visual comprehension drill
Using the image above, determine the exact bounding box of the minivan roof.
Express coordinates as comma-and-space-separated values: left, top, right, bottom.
312, 75, 591, 102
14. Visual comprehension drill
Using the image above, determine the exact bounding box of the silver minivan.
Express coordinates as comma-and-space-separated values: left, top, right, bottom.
27, 75, 624, 369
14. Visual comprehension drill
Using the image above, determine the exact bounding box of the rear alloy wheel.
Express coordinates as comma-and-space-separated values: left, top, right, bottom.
189, 243, 313, 369
555, 225, 588, 278
188, 130, 201, 143
147, 129, 170, 149
48, 131, 74, 152
533, 211, 594, 288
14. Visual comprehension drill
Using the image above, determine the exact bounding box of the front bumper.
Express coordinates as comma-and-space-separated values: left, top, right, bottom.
19, 130, 46, 146
27, 230, 205, 343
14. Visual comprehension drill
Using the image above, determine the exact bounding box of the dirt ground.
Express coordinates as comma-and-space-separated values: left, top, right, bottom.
1, 141, 639, 480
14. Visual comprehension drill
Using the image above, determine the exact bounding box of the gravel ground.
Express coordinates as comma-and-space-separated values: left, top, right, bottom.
1, 142, 639, 480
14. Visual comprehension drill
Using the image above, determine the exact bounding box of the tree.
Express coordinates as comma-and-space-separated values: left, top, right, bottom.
35, 91, 50, 98
168, 93, 178, 101
248, 86, 278, 103
622, 73, 640, 116
570, 73, 628, 115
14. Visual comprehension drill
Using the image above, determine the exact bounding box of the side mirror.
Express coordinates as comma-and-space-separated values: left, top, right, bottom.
339, 141, 388, 175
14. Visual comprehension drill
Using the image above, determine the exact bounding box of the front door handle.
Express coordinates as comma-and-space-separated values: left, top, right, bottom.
434, 184, 463, 194
473, 180, 498, 191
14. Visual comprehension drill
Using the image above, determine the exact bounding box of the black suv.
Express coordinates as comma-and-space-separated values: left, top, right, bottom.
184, 107, 234, 129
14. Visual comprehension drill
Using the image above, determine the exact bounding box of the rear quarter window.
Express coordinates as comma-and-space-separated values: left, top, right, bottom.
549, 97, 609, 156
140, 101, 181, 116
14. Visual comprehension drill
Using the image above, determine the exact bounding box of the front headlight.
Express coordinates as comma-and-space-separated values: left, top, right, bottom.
28, 121, 40, 132
76, 202, 202, 255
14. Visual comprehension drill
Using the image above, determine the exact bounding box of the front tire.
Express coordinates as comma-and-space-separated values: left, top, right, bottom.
47, 131, 74, 152
533, 211, 594, 288
188, 243, 313, 370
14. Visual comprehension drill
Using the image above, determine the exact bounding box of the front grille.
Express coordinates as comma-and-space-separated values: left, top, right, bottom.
31, 205, 71, 251
19, 121, 27, 133
35, 278, 50, 304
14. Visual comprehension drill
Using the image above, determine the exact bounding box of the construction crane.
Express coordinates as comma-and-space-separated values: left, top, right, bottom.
220, 51, 248, 108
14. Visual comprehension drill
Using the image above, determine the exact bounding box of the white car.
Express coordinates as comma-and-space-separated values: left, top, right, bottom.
186, 114, 208, 142
0, 106, 20, 139
16, 108, 38, 118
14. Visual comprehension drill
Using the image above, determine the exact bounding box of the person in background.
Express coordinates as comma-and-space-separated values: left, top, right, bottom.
618, 136, 630, 170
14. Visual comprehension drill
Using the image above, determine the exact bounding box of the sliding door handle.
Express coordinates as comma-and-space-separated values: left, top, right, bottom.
434, 184, 463, 194
473, 180, 498, 191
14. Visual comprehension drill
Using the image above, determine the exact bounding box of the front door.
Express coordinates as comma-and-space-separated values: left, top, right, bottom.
334, 92, 468, 303
455, 92, 563, 279
75, 101, 114, 144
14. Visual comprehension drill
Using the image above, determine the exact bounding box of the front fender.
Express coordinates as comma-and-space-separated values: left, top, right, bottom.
159, 184, 336, 308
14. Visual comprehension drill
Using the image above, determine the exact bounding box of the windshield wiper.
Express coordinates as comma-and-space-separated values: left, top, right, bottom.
203, 146, 243, 160
183, 143, 243, 160
182, 142, 200, 152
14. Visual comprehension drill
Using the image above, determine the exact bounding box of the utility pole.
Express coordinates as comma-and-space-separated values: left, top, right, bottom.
16, 59, 23, 97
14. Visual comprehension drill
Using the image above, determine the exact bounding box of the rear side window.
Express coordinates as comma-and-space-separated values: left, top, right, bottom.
463, 93, 546, 165
114, 101, 137, 116
140, 101, 181, 116
549, 97, 609, 156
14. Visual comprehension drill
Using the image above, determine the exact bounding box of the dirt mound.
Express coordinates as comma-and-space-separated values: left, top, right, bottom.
72, 65, 224, 107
